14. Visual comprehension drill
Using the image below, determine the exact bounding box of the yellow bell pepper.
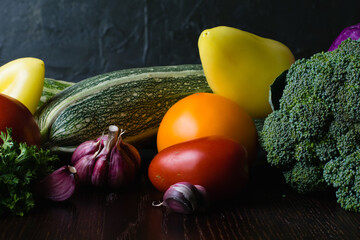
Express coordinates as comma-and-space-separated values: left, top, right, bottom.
0, 57, 45, 114
198, 26, 295, 119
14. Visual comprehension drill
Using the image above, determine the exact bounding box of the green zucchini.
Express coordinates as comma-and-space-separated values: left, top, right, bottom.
35, 64, 211, 152
38, 78, 74, 108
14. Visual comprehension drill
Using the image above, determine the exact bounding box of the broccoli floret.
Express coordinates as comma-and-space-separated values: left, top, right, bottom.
260, 39, 360, 210
283, 161, 328, 194
324, 151, 360, 212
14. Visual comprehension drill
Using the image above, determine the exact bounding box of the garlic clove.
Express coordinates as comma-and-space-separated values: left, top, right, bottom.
193, 184, 210, 211
72, 130, 111, 166
96, 135, 108, 145
121, 141, 141, 168
74, 154, 97, 184
107, 145, 126, 188
154, 182, 209, 214
163, 191, 195, 214
107, 150, 132, 188
107, 132, 141, 188
91, 156, 108, 186
91, 125, 119, 186
37, 165, 78, 202
71, 139, 101, 165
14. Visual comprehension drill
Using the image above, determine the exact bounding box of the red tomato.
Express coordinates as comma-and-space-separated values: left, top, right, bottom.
148, 136, 248, 201
0, 93, 41, 146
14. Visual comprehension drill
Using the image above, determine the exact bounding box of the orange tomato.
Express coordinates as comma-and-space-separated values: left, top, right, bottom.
156, 92, 258, 163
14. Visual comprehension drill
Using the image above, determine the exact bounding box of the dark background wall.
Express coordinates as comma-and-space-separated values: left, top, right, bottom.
0, 0, 359, 82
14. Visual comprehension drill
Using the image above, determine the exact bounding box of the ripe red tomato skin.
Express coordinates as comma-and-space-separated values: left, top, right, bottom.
148, 136, 249, 201
0, 93, 41, 146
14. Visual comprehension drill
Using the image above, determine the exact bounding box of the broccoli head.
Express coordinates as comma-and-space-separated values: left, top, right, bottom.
260, 39, 360, 210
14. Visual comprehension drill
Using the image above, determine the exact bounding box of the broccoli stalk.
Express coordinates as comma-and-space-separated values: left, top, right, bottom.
260, 38, 360, 212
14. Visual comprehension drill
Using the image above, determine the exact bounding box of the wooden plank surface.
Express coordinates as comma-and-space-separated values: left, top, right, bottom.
1, 148, 360, 240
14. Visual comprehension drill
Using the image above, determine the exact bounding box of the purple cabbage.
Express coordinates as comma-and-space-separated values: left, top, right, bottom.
329, 22, 360, 51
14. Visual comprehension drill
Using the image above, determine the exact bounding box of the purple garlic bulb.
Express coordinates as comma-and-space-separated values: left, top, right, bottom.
69, 125, 141, 189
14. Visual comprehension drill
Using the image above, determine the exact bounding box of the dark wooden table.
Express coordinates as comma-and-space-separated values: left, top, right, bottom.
1, 148, 360, 240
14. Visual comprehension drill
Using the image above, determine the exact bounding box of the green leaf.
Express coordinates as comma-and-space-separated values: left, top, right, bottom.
269, 70, 288, 111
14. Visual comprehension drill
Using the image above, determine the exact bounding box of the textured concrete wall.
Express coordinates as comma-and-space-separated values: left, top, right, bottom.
0, 0, 359, 82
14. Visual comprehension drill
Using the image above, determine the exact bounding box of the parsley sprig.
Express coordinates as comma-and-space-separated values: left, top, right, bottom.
0, 129, 58, 216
